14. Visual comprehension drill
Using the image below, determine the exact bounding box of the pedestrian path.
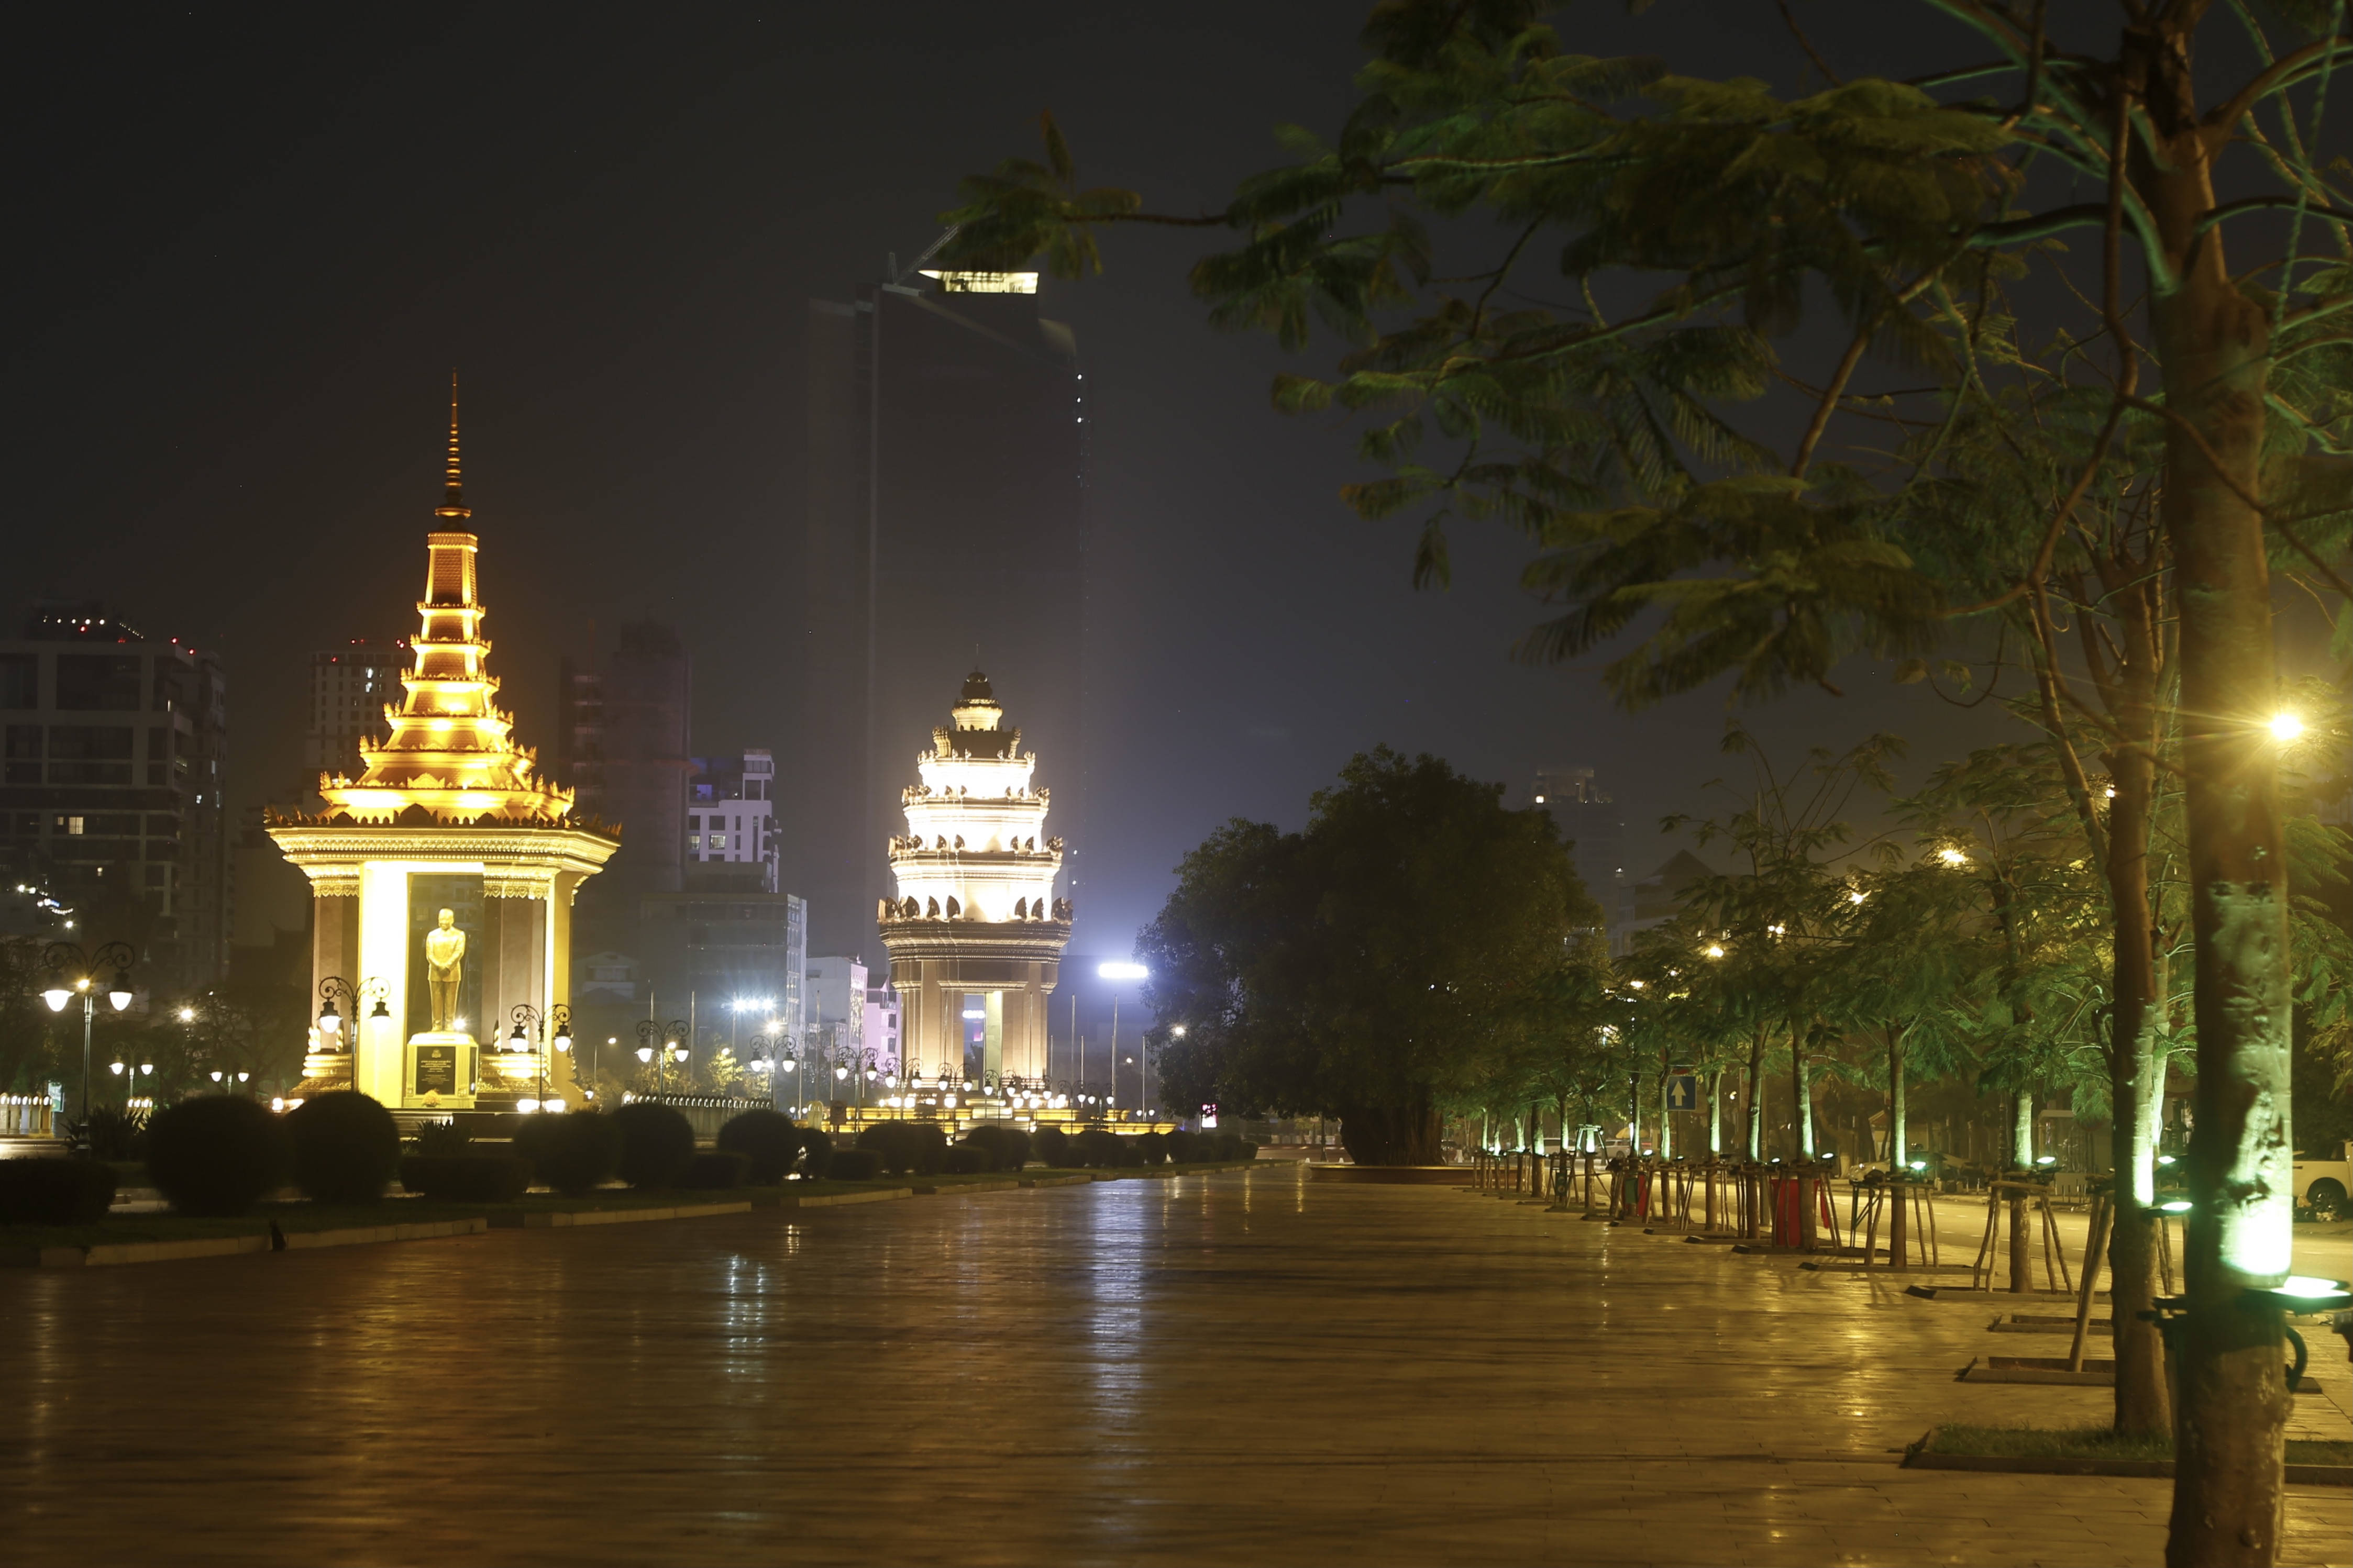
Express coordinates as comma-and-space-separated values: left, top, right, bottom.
0, 1166, 2342, 1564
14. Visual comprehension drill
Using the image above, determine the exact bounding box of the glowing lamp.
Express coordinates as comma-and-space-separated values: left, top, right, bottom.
2269, 712, 2305, 741
318, 999, 343, 1035
42, 986, 70, 1013
1097, 962, 1148, 981
636, 1046, 654, 1063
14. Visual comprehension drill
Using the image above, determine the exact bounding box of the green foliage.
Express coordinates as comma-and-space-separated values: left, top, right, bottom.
1069, 1128, 1123, 1168
513, 1112, 623, 1195
1029, 1125, 1069, 1167
284, 1092, 401, 1206
399, 1155, 531, 1203
857, 1121, 946, 1175
1141, 746, 1601, 1163
145, 1096, 291, 1217
81, 1105, 147, 1162
0, 1157, 118, 1224
796, 1126, 834, 1180
943, 1143, 992, 1174
679, 1151, 747, 1190
716, 1109, 801, 1185
824, 1147, 882, 1182
407, 1118, 472, 1157
963, 1123, 1032, 1171
611, 1102, 695, 1188
1135, 1130, 1169, 1165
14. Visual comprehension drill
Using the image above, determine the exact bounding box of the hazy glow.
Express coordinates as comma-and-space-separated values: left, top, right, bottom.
2270, 712, 2305, 741
1098, 962, 1148, 981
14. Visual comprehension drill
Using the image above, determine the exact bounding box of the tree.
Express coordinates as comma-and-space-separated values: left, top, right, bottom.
944, 5, 2353, 1547
1141, 747, 1600, 1163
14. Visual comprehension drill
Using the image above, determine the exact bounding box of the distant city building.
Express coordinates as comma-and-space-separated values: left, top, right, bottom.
865, 978, 901, 1076
305, 641, 405, 784
1527, 764, 1634, 949
1621, 850, 1716, 950
637, 879, 806, 1106
800, 260, 1087, 957
0, 600, 229, 989
687, 748, 776, 891
559, 619, 691, 953
806, 954, 869, 1066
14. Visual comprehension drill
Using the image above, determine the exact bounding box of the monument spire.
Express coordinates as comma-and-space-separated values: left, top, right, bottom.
435, 370, 470, 521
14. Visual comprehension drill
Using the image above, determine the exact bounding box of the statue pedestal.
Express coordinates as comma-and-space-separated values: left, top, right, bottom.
404, 1031, 478, 1111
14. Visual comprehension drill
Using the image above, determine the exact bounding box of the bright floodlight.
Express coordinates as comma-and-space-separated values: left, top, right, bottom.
1938, 847, 1970, 868
2270, 711, 2305, 741
1703, 944, 1725, 960
2278, 1274, 2351, 1298
178, 1005, 195, 1022
1098, 962, 1148, 981
962, 1009, 986, 1020
42, 986, 71, 1012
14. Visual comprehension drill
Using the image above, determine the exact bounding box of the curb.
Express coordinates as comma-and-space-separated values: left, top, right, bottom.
5, 1217, 489, 1268
492, 1202, 754, 1229
1903, 1431, 2351, 1486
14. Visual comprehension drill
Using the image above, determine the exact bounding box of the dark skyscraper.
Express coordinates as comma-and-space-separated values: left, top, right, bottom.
559, 619, 692, 955
800, 263, 1085, 957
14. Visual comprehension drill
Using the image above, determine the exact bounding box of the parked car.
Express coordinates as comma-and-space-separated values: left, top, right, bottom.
2294, 1141, 2351, 1219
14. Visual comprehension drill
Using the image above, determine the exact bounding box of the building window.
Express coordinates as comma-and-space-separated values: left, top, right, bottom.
4, 725, 41, 785
0, 654, 36, 709
48, 726, 135, 785
709, 833, 727, 851
56, 654, 142, 711
62, 815, 85, 836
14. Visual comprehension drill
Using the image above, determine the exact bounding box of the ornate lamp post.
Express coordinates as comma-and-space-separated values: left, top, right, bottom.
635, 1018, 687, 1096
41, 940, 134, 1134
509, 1003, 573, 1109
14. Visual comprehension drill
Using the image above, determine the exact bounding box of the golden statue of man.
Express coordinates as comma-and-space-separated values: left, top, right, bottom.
424, 907, 467, 1032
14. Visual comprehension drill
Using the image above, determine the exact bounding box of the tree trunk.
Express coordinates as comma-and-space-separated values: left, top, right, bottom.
1789, 1020, 1813, 1159
2014, 1091, 2034, 1169
1708, 1069, 1721, 1156
1339, 1092, 1442, 1165
2139, 25, 2294, 1561
2105, 690, 2172, 1436
1887, 1023, 1906, 1166
1745, 1025, 1764, 1161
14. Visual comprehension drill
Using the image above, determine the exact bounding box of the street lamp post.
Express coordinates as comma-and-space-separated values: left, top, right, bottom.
636, 1018, 687, 1096
509, 1003, 574, 1108
41, 940, 134, 1135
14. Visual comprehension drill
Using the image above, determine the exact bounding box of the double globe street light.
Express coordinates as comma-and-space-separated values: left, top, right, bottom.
635, 1018, 688, 1095
508, 1002, 573, 1110
40, 940, 134, 1132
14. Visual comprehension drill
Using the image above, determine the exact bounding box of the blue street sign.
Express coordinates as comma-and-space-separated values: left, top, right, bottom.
1666, 1074, 1698, 1111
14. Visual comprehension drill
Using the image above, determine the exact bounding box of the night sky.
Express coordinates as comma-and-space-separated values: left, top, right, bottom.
7, 4, 2021, 955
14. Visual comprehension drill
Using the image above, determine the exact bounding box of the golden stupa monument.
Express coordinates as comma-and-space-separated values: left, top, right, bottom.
267, 381, 618, 1111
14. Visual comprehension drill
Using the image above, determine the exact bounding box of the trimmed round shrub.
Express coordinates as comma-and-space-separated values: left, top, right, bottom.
400, 1154, 531, 1202
1070, 1128, 1120, 1169
1109, 1135, 1146, 1168
680, 1150, 747, 1189
965, 1123, 1031, 1171
1030, 1125, 1069, 1167
146, 1095, 292, 1217
825, 1147, 883, 1182
796, 1126, 833, 1180
857, 1121, 948, 1175
0, 1157, 118, 1224
285, 1091, 400, 1205
717, 1109, 800, 1184
1135, 1130, 1169, 1166
1221, 1133, 1258, 1162
613, 1102, 695, 1188
1165, 1129, 1207, 1164
944, 1143, 992, 1174
514, 1111, 622, 1195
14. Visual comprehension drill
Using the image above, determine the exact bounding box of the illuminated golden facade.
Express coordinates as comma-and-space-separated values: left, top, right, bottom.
877, 671, 1070, 1084
268, 384, 617, 1109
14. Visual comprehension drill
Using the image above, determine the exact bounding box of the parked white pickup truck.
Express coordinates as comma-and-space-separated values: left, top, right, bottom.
2296, 1141, 2351, 1219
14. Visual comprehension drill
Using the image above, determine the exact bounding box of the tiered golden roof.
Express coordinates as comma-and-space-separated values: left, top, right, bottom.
315, 376, 574, 825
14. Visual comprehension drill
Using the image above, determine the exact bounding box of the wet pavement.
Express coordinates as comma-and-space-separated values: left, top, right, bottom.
2, 1167, 2347, 1565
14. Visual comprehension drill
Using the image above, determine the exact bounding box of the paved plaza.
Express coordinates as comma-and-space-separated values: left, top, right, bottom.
2, 1169, 2347, 1565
